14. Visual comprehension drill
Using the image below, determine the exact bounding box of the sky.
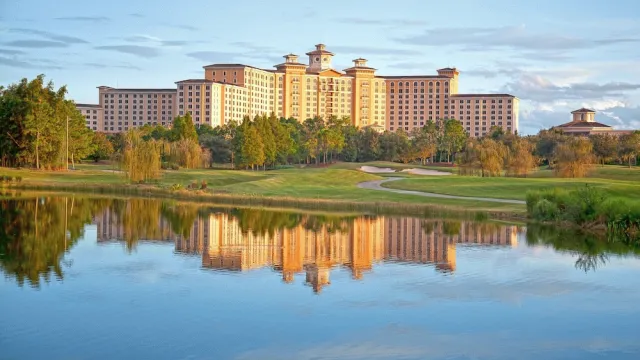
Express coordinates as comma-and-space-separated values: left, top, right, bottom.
1, 0, 639, 135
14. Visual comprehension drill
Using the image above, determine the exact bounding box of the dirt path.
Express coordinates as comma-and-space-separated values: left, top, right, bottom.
357, 177, 526, 205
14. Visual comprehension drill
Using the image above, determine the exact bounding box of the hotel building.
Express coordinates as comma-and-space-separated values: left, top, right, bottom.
97, 86, 177, 132
78, 43, 518, 136
76, 103, 103, 131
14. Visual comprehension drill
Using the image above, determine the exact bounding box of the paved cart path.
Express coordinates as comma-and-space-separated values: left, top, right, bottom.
357, 177, 526, 205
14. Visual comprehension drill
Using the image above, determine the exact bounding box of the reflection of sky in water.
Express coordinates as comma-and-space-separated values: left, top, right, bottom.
3, 227, 640, 360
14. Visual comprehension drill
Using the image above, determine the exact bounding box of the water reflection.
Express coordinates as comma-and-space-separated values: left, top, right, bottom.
94, 203, 518, 293
1, 196, 639, 290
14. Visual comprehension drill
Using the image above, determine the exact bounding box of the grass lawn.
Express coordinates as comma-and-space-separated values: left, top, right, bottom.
5, 162, 634, 214
383, 165, 640, 204
0, 162, 525, 214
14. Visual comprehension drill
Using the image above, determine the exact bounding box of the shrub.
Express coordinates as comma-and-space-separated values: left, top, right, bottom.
527, 186, 640, 237
532, 199, 559, 221
201, 180, 207, 190
170, 183, 182, 191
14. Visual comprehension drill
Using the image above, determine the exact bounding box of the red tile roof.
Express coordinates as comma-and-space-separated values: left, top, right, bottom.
571, 108, 596, 113
557, 121, 611, 128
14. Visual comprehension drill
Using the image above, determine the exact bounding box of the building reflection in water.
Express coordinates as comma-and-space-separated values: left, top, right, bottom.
94, 209, 516, 294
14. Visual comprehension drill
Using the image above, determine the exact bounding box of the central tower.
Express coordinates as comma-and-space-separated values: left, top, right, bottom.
306, 43, 334, 73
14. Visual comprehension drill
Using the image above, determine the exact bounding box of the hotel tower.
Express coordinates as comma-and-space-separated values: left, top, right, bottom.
79, 44, 518, 137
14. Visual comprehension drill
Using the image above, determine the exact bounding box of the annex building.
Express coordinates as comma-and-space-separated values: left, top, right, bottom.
554, 108, 634, 136
78, 44, 519, 137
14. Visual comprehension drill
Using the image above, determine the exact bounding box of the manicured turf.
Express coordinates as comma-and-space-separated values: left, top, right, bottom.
3, 162, 636, 213
383, 165, 640, 204
0, 162, 524, 213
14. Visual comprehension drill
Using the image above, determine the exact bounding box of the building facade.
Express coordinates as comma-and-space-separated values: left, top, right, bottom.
554, 108, 634, 136
77, 43, 518, 137
95, 86, 177, 133
76, 103, 103, 131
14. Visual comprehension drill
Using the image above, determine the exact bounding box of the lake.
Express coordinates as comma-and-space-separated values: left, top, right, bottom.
2, 195, 640, 360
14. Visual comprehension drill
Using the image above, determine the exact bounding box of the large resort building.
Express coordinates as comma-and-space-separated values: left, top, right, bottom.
78, 44, 519, 137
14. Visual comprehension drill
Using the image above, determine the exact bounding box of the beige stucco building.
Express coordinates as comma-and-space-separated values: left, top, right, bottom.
76, 103, 103, 131
93, 86, 177, 133
77, 43, 518, 137
555, 108, 633, 136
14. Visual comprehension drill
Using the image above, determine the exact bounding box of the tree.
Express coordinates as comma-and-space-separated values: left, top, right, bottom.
255, 115, 276, 168
121, 129, 162, 182
477, 138, 507, 177
590, 133, 618, 166
0, 75, 91, 169
241, 125, 265, 170
535, 129, 567, 167
171, 113, 197, 142
457, 139, 481, 176
167, 139, 202, 169
411, 127, 437, 165
553, 137, 595, 178
340, 125, 359, 162
90, 132, 115, 162
620, 132, 640, 168
199, 134, 232, 165
302, 117, 324, 164
441, 119, 467, 163
325, 116, 346, 163
356, 127, 380, 162
67, 109, 95, 168
457, 138, 507, 177
506, 138, 538, 177
270, 113, 295, 165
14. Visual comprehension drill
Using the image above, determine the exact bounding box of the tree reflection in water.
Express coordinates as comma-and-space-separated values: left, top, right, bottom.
0, 196, 110, 287
526, 224, 639, 272
2, 196, 640, 288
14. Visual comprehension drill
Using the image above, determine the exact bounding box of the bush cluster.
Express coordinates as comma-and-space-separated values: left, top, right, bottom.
526, 185, 640, 241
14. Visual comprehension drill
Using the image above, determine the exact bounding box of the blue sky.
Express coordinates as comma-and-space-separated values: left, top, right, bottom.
1, 0, 639, 134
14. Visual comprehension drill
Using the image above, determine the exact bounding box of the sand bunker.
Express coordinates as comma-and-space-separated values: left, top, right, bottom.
359, 166, 396, 173
400, 168, 452, 176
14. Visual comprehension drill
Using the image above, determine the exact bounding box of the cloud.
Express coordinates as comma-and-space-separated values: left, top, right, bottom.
599, 106, 640, 130
335, 17, 428, 26
129, 13, 144, 18
4, 40, 68, 48
186, 50, 247, 62
0, 56, 64, 70
229, 41, 280, 53
519, 103, 640, 135
236, 326, 640, 360
331, 45, 422, 56
95, 45, 161, 57
123, 34, 200, 47
83, 62, 142, 71
55, 16, 110, 23
0, 48, 25, 55
515, 51, 574, 62
8, 28, 87, 44
386, 61, 435, 71
395, 24, 640, 52
464, 68, 524, 78
501, 74, 640, 103
162, 23, 199, 31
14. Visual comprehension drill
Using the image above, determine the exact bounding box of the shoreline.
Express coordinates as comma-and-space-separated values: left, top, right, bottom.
1, 182, 527, 221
